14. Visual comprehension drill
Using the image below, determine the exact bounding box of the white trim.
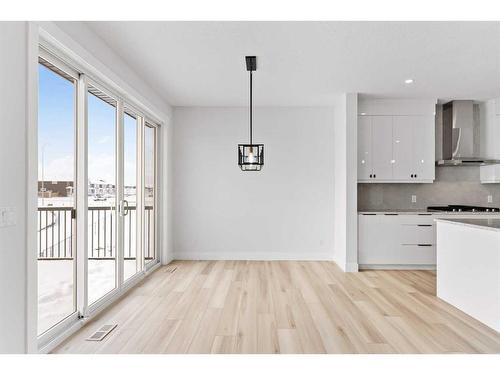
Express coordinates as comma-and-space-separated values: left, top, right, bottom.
359, 264, 436, 270
39, 47, 79, 80
116, 99, 125, 290
26, 22, 40, 353
144, 122, 159, 266
346, 262, 359, 272
37, 312, 79, 351
173, 251, 335, 261
137, 117, 145, 270
76, 74, 89, 317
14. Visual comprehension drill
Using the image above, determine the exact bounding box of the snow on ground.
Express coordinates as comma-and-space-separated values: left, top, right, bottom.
38, 259, 137, 335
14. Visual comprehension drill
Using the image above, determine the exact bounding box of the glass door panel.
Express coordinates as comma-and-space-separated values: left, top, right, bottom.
123, 111, 139, 281
87, 87, 117, 305
144, 123, 157, 266
37, 60, 77, 335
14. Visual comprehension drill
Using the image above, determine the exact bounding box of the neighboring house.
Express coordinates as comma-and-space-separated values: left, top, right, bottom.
38, 181, 74, 198
88, 179, 116, 197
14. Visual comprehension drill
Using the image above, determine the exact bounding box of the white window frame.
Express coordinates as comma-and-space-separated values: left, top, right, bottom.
37, 50, 81, 347
35, 39, 164, 353
144, 120, 160, 270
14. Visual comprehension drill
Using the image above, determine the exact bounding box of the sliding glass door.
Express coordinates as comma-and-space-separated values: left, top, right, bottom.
37, 48, 160, 343
37, 57, 78, 336
86, 86, 118, 305
123, 110, 140, 281
144, 123, 157, 267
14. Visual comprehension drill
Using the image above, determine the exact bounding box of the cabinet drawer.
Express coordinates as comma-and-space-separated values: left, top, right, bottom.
358, 213, 437, 267
399, 223, 435, 245
398, 244, 436, 265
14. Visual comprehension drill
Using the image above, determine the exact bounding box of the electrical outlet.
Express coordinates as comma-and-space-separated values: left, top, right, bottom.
488, 195, 493, 203
411, 195, 417, 203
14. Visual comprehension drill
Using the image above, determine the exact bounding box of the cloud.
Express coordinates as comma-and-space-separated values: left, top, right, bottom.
97, 136, 112, 144
39, 155, 74, 181
88, 154, 116, 184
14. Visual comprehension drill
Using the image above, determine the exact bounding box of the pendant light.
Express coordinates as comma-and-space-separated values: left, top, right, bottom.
238, 56, 264, 171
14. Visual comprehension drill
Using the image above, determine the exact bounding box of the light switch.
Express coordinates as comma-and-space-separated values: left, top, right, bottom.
0, 207, 16, 228
411, 195, 417, 203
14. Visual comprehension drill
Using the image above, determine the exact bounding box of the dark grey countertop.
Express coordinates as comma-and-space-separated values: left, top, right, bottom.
358, 210, 500, 216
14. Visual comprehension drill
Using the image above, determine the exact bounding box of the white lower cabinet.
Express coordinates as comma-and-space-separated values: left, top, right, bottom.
358, 213, 436, 268
358, 213, 500, 269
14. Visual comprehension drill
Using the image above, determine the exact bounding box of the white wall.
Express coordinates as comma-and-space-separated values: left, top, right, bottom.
173, 107, 335, 260
333, 94, 358, 272
0, 21, 28, 353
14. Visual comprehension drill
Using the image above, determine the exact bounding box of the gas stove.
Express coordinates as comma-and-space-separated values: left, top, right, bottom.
427, 205, 499, 213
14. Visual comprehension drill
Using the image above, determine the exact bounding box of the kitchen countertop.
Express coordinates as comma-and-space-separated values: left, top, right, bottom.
358, 209, 500, 216
435, 218, 500, 232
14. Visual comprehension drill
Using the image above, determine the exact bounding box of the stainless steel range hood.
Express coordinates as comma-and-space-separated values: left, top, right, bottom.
436, 100, 500, 166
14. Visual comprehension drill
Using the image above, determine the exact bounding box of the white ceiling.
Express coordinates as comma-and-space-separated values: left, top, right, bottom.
85, 21, 500, 106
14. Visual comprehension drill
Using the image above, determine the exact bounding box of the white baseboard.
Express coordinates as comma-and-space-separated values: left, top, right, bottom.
173, 251, 334, 261
359, 264, 436, 270
346, 262, 359, 272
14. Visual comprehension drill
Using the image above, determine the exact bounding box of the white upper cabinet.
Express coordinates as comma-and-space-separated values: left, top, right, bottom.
357, 115, 373, 180
358, 99, 436, 183
371, 116, 393, 180
412, 115, 435, 181
392, 116, 414, 180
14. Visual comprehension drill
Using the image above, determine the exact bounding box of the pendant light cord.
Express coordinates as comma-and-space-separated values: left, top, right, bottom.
250, 70, 253, 145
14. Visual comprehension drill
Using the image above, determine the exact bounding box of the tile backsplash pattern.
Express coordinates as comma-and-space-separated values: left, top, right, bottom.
358, 166, 500, 210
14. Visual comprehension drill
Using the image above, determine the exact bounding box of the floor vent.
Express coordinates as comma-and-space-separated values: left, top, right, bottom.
165, 266, 177, 273
86, 324, 117, 341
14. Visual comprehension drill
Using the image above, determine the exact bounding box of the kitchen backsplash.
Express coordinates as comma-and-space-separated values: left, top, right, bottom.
358, 166, 500, 210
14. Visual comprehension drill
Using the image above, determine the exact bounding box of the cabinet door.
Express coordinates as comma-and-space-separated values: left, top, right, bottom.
358, 214, 399, 265
392, 116, 414, 180
357, 116, 373, 180
371, 116, 393, 180
413, 115, 435, 181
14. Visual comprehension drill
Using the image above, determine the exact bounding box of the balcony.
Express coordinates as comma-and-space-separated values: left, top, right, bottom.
37, 205, 154, 334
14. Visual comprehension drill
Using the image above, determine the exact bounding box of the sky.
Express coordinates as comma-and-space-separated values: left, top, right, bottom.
38, 64, 141, 187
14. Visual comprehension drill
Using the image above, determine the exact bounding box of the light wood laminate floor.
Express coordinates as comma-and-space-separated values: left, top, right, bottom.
53, 261, 500, 354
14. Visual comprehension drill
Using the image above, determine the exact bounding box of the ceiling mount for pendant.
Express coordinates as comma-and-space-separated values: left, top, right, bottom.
245, 56, 257, 71
238, 56, 264, 171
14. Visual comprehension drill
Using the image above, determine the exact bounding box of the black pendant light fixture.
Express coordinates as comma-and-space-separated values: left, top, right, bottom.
238, 56, 264, 171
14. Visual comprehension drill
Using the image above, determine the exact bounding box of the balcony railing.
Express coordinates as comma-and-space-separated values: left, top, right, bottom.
38, 205, 154, 261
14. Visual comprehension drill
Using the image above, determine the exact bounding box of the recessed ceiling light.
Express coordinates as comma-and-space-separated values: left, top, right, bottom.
405, 79, 414, 84
360, 112, 366, 116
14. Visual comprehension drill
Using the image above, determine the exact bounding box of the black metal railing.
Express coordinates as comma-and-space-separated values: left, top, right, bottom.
38, 207, 75, 259
38, 205, 154, 261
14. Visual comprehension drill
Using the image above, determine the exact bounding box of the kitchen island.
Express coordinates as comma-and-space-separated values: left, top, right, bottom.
436, 218, 500, 332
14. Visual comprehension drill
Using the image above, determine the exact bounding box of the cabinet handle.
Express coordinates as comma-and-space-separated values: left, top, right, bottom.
411, 174, 414, 178
369, 174, 372, 178
415, 174, 418, 178
417, 244, 432, 247
417, 224, 432, 227
373, 174, 376, 178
